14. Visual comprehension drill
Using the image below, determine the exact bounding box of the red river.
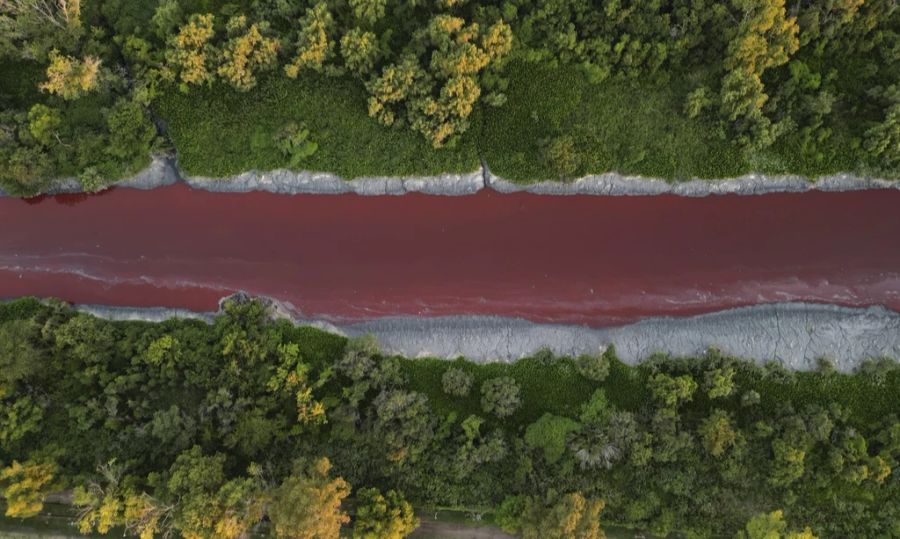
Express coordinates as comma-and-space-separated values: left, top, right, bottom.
1, 184, 898, 326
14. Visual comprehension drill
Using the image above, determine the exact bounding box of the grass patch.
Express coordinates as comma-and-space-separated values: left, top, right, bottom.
750, 368, 900, 426
146, 60, 886, 183
154, 74, 481, 178
0, 60, 44, 110
479, 61, 877, 182
401, 355, 649, 431
479, 61, 746, 182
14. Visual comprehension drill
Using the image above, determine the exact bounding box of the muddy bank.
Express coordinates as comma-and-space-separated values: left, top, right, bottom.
484, 168, 900, 197
349, 304, 900, 370
73, 299, 900, 372
183, 168, 485, 196
12, 155, 899, 198
179, 161, 900, 197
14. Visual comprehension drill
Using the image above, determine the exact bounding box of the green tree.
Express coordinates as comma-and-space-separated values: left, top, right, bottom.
863, 87, 900, 169
0, 319, 42, 397
452, 415, 507, 478
372, 390, 435, 464
365, 57, 426, 127
699, 409, 737, 457
340, 28, 379, 76
649, 372, 697, 408
353, 487, 418, 539
104, 97, 158, 163
164, 446, 267, 539
26, 104, 61, 146
705, 366, 736, 399
684, 87, 712, 118
349, 0, 387, 26
770, 434, 807, 487
151, 0, 183, 40
524, 413, 581, 463
0, 395, 43, 447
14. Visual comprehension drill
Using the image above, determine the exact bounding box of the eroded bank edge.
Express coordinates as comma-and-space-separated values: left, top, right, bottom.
7, 154, 900, 198
72, 295, 900, 371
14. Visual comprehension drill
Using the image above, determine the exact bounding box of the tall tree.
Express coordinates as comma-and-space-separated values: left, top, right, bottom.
269, 457, 351, 539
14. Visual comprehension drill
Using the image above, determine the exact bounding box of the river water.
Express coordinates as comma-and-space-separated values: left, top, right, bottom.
1, 184, 898, 326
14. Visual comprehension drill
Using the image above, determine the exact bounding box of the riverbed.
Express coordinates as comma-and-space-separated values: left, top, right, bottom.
1, 184, 898, 327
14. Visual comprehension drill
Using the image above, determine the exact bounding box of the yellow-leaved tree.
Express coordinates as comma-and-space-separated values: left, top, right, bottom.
365, 14, 512, 147
719, 0, 799, 151
285, 2, 335, 77
735, 510, 818, 539
73, 462, 174, 539
218, 15, 279, 92
0, 459, 56, 518
39, 49, 100, 100
268, 457, 350, 539
165, 13, 217, 90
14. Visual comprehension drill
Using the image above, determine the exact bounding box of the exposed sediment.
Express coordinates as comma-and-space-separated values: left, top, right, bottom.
74, 298, 900, 372
13, 154, 899, 198
484, 168, 900, 197
183, 168, 485, 196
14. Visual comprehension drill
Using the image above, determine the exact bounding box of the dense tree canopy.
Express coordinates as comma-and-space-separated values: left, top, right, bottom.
1, 0, 897, 194
1, 297, 899, 538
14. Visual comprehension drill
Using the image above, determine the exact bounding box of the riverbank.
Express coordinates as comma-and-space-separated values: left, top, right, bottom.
76, 297, 900, 371
6, 154, 900, 198
4, 296, 898, 539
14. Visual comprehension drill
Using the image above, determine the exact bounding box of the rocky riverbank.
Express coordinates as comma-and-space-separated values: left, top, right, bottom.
11, 154, 900, 198
74, 297, 900, 371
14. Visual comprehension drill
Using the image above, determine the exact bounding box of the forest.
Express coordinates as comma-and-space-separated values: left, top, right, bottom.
1, 0, 898, 194
1, 296, 899, 538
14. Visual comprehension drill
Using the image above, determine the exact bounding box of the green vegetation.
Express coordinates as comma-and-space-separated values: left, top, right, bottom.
2, 0, 898, 194
478, 62, 747, 181
2, 297, 899, 538
155, 74, 479, 178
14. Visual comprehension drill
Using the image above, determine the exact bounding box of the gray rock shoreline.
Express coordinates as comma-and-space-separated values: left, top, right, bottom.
10, 154, 898, 198
74, 298, 900, 371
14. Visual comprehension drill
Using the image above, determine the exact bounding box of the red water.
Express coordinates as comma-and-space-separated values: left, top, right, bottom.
1, 184, 898, 326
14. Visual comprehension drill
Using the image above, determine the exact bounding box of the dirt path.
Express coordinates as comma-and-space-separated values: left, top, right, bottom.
411, 519, 515, 539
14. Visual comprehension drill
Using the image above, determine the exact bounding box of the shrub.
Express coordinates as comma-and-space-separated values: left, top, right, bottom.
481, 376, 521, 418
540, 135, 580, 179
684, 87, 711, 119
704, 366, 736, 399
276, 122, 318, 168
442, 367, 473, 397
575, 351, 610, 382
741, 390, 761, 407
